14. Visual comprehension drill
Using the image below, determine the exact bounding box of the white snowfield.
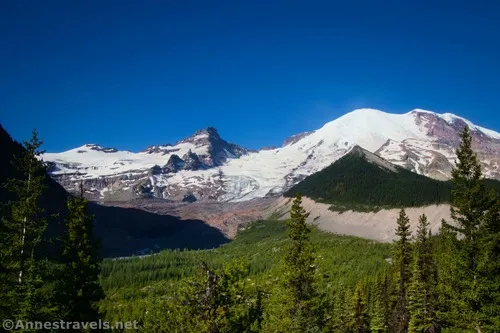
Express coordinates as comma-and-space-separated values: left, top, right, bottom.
43, 108, 500, 202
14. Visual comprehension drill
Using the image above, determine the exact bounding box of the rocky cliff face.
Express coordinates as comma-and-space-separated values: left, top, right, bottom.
44, 127, 250, 201
42, 109, 500, 203
163, 154, 184, 173
375, 110, 500, 180
174, 127, 251, 167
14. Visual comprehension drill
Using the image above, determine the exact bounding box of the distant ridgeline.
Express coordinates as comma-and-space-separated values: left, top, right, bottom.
0, 125, 229, 258
284, 145, 500, 212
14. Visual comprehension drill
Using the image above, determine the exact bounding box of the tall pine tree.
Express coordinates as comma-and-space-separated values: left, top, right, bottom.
408, 214, 437, 333
370, 273, 389, 333
0, 129, 49, 321
263, 194, 321, 333
331, 284, 352, 332
441, 126, 500, 332
59, 183, 104, 324
391, 208, 412, 333
351, 282, 369, 333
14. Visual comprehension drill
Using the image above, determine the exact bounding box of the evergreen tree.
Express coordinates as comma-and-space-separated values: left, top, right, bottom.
0, 129, 49, 321
441, 126, 500, 332
351, 282, 369, 333
370, 273, 389, 333
59, 183, 104, 324
391, 209, 412, 332
408, 214, 437, 333
263, 194, 321, 332
331, 285, 352, 333
408, 263, 428, 333
145, 260, 261, 333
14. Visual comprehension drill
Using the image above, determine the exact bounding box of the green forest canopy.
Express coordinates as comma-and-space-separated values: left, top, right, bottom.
284, 148, 500, 211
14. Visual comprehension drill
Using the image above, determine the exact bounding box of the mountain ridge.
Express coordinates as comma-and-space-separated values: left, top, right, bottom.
41, 108, 500, 202
0, 124, 229, 257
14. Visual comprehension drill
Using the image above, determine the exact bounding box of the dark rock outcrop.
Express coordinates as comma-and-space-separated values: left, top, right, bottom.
85, 144, 118, 153
163, 154, 185, 173
182, 150, 204, 171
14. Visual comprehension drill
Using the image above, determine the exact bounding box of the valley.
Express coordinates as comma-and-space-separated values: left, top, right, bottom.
99, 219, 392, 326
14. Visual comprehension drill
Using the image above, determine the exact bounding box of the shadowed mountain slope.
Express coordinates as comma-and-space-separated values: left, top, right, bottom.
0, 125, 229, 257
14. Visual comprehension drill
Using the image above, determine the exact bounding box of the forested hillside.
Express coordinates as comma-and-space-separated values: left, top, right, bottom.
285, 145, 500, 211
99, 219, 391, 329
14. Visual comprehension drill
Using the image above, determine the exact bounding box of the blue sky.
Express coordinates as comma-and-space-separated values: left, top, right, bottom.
1, 0, 499, 152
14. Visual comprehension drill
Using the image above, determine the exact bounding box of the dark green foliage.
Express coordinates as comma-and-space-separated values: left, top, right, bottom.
408, 265, 429, 333
0, 129, 51, 321
284, 148, 452, 210
351, 282, 370, 332
408, 215, 437, 333
331, 286, 353, 332
284, 146, 500, 212
283, 194, 317, 322
58, 187, 104, 324
392, 209, 412, 333
370, 273, 389, 333
99, 220, 392, 330
144, 260, 263, 332
0, 128, 105, 330
440, 126, 500, 332
263, 194, 322, 332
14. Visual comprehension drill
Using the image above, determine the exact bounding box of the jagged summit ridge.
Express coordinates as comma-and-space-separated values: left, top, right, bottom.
42, 109, 500, 202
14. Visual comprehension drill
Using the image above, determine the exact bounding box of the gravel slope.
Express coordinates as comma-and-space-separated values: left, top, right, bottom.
265, 196, 451, 242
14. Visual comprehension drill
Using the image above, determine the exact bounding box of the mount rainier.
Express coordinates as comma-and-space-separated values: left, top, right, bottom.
43, 108, 500, 202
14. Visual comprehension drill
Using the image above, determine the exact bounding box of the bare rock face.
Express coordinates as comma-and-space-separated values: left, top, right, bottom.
283, 131, 314, 146
163, 154, 184, 173
376, 111, 500, 180
178, 127, 251, 167
84, 144, 118, 153
182, 150, 204, 171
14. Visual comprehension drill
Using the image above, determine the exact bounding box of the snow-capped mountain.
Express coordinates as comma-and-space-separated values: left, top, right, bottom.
43, 108, 500, 202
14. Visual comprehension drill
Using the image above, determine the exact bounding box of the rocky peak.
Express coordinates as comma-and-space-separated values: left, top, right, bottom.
163, 154, 185, 173
177, 127, 219, 145
194, 127, 220, 138
179, 127, 250, 166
